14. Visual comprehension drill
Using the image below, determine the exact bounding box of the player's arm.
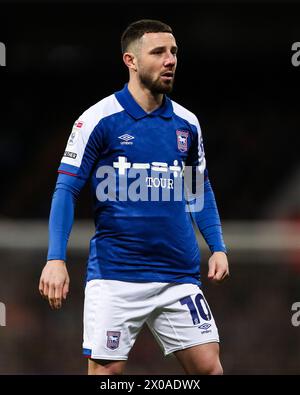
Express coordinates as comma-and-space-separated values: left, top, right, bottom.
192, 170, 229, 283
39, 173, 84, 309
187, 117, 229, 283
39, 114, 104, 309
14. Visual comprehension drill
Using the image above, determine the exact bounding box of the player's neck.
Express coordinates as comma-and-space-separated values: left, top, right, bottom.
127, 81, 163, 113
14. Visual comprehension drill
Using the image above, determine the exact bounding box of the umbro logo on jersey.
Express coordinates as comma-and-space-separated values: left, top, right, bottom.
119, 134, 134, 141
118, 134, 135, 145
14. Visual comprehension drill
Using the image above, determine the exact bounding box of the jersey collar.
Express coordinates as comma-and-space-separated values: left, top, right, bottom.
115, 83, 173, 120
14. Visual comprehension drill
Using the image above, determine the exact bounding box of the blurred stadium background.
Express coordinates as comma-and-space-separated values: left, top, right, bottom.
0, 0, 300, 374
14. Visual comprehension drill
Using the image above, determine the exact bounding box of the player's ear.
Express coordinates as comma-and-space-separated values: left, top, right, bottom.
123, 52, 137, 71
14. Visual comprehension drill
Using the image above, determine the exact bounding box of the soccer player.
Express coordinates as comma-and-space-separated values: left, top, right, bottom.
39, 19, 229, 375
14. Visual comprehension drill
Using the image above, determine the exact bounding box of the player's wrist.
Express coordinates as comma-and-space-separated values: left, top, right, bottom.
211, 247, 227, 255
46, 259, 66, 265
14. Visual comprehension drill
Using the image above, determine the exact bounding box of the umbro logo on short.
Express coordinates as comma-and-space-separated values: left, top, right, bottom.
198, 323, 211, 330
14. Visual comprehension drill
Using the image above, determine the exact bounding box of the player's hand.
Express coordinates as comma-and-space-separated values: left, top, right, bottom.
39, 260, 70, 310
207, 251, 229, 284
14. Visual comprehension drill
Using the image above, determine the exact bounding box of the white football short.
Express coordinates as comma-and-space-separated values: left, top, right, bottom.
82, 279, 219, 360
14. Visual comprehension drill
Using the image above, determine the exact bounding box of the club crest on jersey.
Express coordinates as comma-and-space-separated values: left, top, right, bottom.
176, 130, 189, 152
106, 331, 121, 350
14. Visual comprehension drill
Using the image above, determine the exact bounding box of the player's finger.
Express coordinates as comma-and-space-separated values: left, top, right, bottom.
62, 280, 69, 300
214, 270, 225, 281
39, 277, 44, 296
40, 282, 48, 299
42, 281, 49, 300
54, 283, 63, 309
48, 282, 56, 309
221, 270, 229, 280
208, 260, 216, 278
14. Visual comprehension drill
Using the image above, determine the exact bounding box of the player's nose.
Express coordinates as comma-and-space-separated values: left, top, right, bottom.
164, 52, 176, 67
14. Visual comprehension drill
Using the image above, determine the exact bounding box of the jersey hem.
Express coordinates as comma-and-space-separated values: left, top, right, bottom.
86, 274, 201, 286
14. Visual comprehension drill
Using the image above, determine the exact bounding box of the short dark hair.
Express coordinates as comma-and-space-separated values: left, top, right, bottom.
121, 19, 173, 54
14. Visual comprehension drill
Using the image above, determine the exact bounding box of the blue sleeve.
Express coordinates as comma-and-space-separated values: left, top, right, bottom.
191, 170, 227, 254
47, 173, 86, 261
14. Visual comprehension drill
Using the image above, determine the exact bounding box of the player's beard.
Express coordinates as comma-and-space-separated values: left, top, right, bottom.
138, 70, 175, 95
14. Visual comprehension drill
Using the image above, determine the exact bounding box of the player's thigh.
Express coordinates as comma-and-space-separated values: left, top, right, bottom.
174, 341, 223, 375
83, 279, 157, 361
88, 358, 127, 375
147, 283, 220, 356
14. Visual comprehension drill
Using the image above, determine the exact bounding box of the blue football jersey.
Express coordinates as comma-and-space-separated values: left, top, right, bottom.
58, 84, 207, 284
